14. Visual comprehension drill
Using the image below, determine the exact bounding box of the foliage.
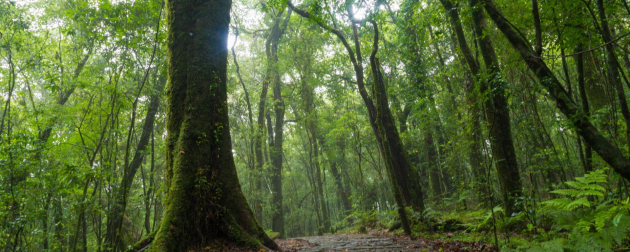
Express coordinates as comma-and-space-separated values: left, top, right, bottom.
3, 0, 630, 250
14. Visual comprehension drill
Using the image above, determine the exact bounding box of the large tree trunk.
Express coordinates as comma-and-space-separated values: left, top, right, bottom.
148, 0, 277, 250
480, 0, 630, 180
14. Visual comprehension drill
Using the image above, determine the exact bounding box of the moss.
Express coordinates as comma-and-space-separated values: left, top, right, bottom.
125, 230, 156, 252
266, 232, 280, 240
147, 0, 277, 251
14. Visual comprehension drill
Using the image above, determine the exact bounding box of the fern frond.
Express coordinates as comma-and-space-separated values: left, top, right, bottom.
565, 181, 583, 189
551, 189, 581, 197
566, 198, 591, 210
576, 190, 604, 198
543, 198, 571, 208
579, 184, 606, 192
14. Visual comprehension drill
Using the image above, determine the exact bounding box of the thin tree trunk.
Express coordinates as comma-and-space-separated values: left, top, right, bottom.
469, 0, 523, 216
313, 138, 330, 232
104, 74, 165, 251
330, 161, 351, 214
439, 0, 488, 202
402, 11, 446, 201
255, 8, 290, 232
38, 47, 93, 144
299, 60, 331, 232
531, 0, 543, 56
426, 130, 442, 199
596, 0, 630, 149
577, 45, 593, 172
270, 8, 292, 238
231, 30, 260, 223
289, 1, 425, 214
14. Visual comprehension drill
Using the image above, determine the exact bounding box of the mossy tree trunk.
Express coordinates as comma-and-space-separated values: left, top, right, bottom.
369, 21, 412, 235
469, 0, 523, 216
148, 0, 277, 250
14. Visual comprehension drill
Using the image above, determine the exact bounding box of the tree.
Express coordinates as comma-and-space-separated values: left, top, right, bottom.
468, 0, 523, 216
147, 0, 277, 250
288, 0, 425, 213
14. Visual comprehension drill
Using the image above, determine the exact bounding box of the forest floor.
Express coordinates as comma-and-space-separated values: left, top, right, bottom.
275, 231, 497, 252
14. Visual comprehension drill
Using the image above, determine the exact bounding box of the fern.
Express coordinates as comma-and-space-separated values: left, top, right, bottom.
532, 168, 630, 250
542, 167, 630, 233
544, 168, 607, 210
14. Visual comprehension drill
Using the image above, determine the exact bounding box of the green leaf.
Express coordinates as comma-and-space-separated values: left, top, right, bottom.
566, 197, 590, 210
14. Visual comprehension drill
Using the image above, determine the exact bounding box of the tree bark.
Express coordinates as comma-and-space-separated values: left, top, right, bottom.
148, 0, 277, 250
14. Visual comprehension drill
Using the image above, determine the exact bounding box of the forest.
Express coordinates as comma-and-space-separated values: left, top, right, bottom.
2, 0, 630, 251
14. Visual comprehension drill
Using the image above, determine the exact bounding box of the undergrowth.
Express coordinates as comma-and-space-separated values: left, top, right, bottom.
341, 168, 630, 251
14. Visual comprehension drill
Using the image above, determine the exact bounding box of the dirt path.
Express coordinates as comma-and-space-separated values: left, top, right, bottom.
276, 234, 497, 252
